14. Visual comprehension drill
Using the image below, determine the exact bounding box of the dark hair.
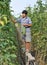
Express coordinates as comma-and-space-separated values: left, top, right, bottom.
22, 10, 28, 15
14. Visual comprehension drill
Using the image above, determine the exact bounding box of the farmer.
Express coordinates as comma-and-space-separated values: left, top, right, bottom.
17, 10, 32, 52
11, 10, 35, 61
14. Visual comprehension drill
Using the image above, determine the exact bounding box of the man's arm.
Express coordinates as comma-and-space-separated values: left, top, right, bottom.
23, 24, 32, 27
11, 16, 21, 23
23, 18, 32, 27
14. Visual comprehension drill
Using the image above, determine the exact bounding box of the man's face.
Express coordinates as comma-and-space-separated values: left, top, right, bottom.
21, 13, 26, 18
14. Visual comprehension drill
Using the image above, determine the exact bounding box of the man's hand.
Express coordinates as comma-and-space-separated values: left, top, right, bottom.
11, 16, 16, 23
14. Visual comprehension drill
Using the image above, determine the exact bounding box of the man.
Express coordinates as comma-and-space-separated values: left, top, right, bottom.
17, 10, 32, 52
12, 10, 35, 61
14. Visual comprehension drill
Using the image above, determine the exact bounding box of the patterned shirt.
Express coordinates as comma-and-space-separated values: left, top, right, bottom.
17, 17, 32, 34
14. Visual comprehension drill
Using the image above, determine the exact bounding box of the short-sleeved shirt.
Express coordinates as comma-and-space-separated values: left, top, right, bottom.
17, 17, 32, 34
17, 17, 32, 42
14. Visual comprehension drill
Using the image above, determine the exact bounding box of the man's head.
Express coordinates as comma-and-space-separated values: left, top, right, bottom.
21, 10, 28, 18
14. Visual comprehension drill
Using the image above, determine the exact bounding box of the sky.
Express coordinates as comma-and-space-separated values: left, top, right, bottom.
10, 0, 37, 17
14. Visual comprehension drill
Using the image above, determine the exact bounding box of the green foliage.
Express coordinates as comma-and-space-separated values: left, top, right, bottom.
0, 0, 47, 65
0, 0, 19, 65
26, 0, 47, 63
0, 0, 11, 19
0, 22, 19, 65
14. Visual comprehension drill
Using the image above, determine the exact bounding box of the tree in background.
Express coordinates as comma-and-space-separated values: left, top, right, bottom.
26, 0, 47, 65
